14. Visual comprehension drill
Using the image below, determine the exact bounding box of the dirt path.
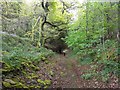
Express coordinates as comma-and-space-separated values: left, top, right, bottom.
49, 54, 79, 88
2, 51, 119, 88
48, 53, 119, 88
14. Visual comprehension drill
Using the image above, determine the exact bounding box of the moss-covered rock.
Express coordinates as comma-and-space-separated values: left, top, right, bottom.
4, 79, 16, 85
27, 73, 38, 79
13, 82, 27, 88
37, 79, 51, 87
30, 64, 40, 71
37, 79, 43, 83
3, 81, 11, 87
44, 80, 51, 85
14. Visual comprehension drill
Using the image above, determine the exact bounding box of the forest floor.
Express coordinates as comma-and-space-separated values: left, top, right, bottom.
2, 51, 119, 89
48, 53, 119, 88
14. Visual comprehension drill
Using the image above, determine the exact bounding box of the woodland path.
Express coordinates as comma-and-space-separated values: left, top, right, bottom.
48, 52, 119, 88
49, 54, 79, 88
2, 51, 118, 88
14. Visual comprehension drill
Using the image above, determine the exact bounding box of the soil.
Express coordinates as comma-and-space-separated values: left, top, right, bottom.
48, 53, 119, 88
2, 51, 119, 89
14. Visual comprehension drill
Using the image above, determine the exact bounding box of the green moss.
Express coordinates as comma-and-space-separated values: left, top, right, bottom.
22, 70, 27, 75
44, 80, 51, 85
27, 76, 32, 79
3, 79, 27, 88
27, 73, 35, 79
29, 85, 35, 88
49, 71, 54, 76
21, 85, 28, 88
27, 73, 38, 79
1, 69, 8, 72
34, 67, 40, 71
35, 86, 41, 88
13, 82, 27, 88
45, 60, 49, 64
31, 73, 38, 78
2, 62, 12, 71
37, 79, 43, 83
3, 81, 11, 87
44, 86, 48, 88
37, 79, 51, 87
41, 56, 47, 61
30, 64, 39, 71
4, 79, 16, 85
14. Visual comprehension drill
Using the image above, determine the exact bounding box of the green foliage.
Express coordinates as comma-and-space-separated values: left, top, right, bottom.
1, 0, 73, 88
48, 1, 72, 23
2, 45, 54, 71
3, 81, 11, 87
2, 0, 119, 87
65, 2, 119, 82
3, 79, 28, 88
81, 73, 93, 80
37, 79, 51, 85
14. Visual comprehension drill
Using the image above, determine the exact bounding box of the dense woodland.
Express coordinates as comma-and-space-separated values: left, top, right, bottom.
1, 0, 120, 89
